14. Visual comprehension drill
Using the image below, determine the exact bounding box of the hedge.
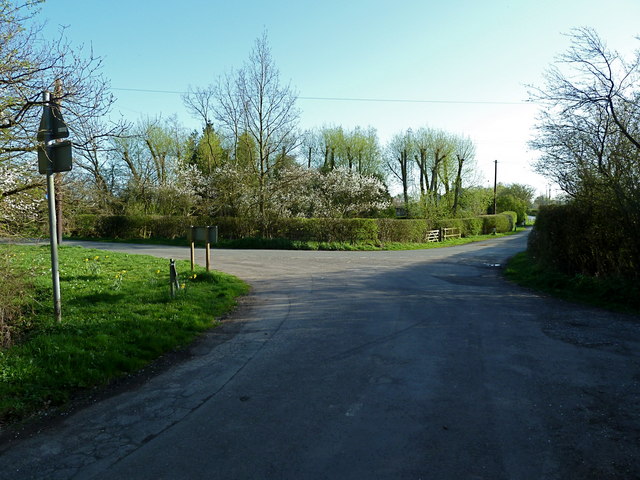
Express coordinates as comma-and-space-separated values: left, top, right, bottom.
67, 214, 515, 244
528, 204, 638, 279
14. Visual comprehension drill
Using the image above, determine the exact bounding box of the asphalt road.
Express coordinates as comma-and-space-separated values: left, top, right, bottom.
1, 232, 640, 479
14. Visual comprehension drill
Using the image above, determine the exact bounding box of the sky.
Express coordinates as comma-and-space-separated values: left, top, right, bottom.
37, 0, 640, 198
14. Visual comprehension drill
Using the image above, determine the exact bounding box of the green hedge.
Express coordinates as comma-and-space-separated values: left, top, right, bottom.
528, 204, 638, 279
500, 211, 518, 231
479, 213, 513, 234
68, 214, 514, 244
377, 219, 437, 243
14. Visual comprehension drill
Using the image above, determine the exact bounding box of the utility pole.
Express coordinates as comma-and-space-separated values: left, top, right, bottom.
493, 160, 498, 215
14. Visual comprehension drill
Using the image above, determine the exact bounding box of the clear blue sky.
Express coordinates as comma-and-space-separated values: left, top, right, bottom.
38, 0, 640, 197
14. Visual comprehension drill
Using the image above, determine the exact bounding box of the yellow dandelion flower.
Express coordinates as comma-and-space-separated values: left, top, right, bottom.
180, 283, 186, 289
84, 258, 89, 262
94, 256, 100, 260
156, 270, 161, 274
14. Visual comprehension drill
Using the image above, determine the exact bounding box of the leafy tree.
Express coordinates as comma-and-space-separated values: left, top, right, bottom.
109, 117, 194, 215
188, 124, 227, 175
495, 183, 535, 223
496, 193, 527, 224
498, 183, 535, 208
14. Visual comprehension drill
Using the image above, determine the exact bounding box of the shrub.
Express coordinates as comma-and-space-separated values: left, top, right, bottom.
479, 214, 513, 234
501, 211, 518, 231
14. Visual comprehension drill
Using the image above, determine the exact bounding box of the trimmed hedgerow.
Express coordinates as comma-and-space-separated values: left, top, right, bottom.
67, 214, 514, 244
528, 203, 638, 279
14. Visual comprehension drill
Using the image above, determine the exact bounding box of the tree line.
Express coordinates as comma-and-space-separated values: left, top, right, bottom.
0, 3, 534, 236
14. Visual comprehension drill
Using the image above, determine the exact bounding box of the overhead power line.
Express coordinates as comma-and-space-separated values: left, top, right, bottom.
111, 87, 532, 106
297, 96, 530, 105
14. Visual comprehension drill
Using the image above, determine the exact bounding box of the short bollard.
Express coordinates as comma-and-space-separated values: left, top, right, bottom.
169, 258, 179, 298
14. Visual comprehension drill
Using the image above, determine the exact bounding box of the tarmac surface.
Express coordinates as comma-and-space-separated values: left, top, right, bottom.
1, 231, 639, 479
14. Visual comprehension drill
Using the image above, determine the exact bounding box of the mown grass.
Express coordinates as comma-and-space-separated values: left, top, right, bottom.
0, 244, 249, 424
67, 229, 522, 251
505, 251, 640, 314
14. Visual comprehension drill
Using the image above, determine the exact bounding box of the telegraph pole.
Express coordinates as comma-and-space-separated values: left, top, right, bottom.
493, 160, 498, 215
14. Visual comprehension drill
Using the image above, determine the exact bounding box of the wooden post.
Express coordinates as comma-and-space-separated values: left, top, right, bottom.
190, 225, 195, 271
205, 226, 211, 272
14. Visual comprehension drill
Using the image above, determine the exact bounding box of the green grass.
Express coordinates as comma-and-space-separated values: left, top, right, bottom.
0, 244, 249, 424
505, 251, 640, 314
67, 229, 522, 251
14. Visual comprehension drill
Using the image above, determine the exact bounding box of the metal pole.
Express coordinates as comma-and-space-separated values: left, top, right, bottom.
43, 91, 62, 322
54, 80, 64, 245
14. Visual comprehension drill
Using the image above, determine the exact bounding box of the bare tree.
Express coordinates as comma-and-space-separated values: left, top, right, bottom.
1, 0, 120, 214
530, 28, 640, 198
529, 28, 640, 275
452, 136, 476, 214
386, 129, 414, 214
217, 32, 301, 221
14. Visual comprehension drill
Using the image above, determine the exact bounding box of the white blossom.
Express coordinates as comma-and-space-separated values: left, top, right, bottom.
0, 166, 44, 233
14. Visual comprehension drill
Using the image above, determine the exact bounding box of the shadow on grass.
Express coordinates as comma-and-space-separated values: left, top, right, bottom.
67, 292, 127, 306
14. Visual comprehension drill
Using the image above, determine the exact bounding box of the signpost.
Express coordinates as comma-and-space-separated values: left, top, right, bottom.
188, 226, 218, 272
37, 91, 72, 322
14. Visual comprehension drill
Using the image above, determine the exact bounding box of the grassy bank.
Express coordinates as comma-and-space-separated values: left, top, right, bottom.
0, 244, 249, 424
505, 251, 640, 314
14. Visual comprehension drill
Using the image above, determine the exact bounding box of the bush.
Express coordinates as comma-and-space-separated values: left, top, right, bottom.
479, 214, 513, 234
501, 211, 518, 231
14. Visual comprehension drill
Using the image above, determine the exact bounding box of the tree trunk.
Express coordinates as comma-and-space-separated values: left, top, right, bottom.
452, 155, 464, 215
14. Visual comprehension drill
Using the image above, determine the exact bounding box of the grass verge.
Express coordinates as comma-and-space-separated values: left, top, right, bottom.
66, 229, 522, 251
0, 244, 249, 425
505, 251, 640, 314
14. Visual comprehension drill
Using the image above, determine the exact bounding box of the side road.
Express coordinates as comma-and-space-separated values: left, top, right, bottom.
1, 232, 639, 479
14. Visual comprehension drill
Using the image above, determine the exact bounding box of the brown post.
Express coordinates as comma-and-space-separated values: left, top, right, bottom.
190, 225, 195, 271
205, 226, 211, 272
